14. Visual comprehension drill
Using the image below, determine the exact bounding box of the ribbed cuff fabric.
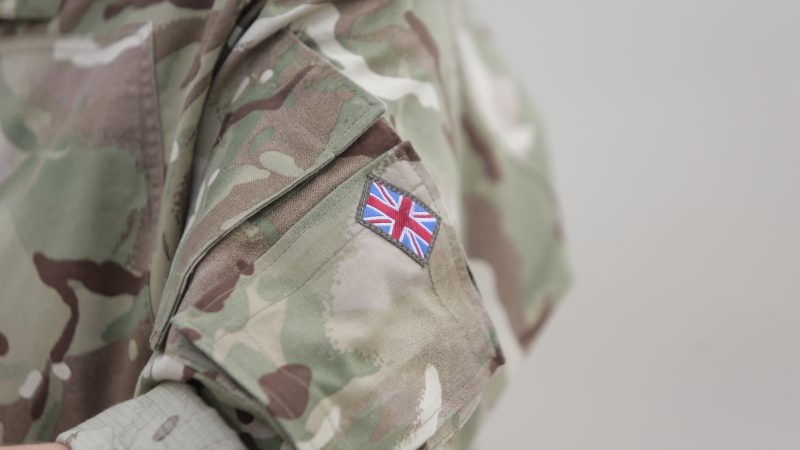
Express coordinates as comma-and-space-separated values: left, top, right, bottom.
55, 382, 245, 450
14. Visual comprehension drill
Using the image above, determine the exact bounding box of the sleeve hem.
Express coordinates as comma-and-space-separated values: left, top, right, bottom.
55, 381, 245, 450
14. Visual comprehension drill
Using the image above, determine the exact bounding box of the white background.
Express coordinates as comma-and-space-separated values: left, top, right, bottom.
472, 1, 800, 449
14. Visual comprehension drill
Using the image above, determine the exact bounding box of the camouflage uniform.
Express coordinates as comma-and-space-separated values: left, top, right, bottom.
0, 1, 570, 449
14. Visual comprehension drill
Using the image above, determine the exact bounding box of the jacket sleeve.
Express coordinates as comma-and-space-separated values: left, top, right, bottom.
56, 1, 570, 447
60, 20, 504, 450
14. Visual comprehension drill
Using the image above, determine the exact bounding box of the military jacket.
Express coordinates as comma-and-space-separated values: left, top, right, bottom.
0, 1, 570, 449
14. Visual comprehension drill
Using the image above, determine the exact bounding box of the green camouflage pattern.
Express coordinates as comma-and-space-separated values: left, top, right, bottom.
0, 0, 570, 449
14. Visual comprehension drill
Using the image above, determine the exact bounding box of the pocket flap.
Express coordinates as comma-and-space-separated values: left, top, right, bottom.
151, 29, 386, 348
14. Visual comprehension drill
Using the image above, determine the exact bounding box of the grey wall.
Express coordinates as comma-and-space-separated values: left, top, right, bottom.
471, 1, 800, 449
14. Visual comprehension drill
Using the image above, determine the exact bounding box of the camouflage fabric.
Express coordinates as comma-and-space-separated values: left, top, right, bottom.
0, 1, 570, 449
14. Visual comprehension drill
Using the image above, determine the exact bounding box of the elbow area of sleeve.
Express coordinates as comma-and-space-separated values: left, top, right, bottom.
54, 381, 245, 450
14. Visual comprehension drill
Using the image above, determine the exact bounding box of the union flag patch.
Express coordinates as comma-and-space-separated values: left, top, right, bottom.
356, 175, 440, 265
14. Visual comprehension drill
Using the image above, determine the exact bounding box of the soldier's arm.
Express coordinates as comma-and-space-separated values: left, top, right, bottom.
53, 2, 568, 449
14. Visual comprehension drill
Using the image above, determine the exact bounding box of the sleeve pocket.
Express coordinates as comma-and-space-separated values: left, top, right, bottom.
168, 141, 504, 450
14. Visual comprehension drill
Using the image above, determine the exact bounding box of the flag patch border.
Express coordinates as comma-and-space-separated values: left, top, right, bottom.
356, 174, 441, 266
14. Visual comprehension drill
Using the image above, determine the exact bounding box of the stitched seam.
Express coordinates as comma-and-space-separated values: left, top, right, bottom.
139, 22, 165, 323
